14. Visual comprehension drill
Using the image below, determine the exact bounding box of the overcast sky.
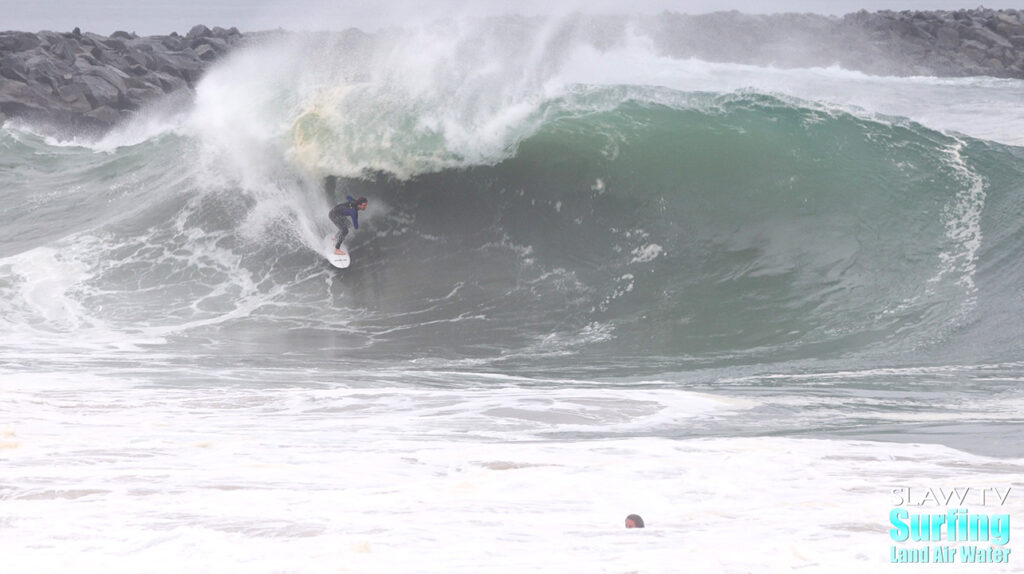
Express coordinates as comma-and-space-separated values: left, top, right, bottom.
3, 0, 1021, 35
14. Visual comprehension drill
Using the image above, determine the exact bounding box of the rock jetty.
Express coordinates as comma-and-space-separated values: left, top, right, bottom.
646, 8, 1024, 78
2, 9, 1024, 134
841, 8, 1024, 76
0, 24, 244, 134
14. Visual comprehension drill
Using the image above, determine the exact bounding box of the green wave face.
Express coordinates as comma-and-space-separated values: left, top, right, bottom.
342, 90, 1024, 366
3, 88, 1023, 372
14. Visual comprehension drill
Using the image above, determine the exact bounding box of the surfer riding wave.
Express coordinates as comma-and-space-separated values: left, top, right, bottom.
329, 194, 368, 255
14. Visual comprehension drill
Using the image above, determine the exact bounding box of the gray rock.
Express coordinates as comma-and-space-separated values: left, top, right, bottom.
123, 46, 153, 69
84, 105, 122, 126
983, 57, 1005, 71
104, 37, 128, 53
963, 24, 1014, 48
191, 36, 229, 53
187, 25, 212, 39
996, 12, 1022, 25
962, 39, 990, 52
57, 83, 93, 112
160, 35, 188, 51
44, 37, 80, 62
936, 26, 960, 49
26, 56, 69, 88
90, 65, 130, 94
152, 71, 188, 93
993, 21, 1021, 38
73, 55, 100, 71
77, 74, 122, 108
81, 32, 110, 49
0, 56, 30, 83
194, 44, 217, 61
0, 80, 54, 115
127, 85, 165, 103
0, 32, 42, 52
124, 74, 155, 89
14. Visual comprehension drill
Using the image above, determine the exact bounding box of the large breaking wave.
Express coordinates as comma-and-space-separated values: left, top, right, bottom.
3, 18, 1024, 375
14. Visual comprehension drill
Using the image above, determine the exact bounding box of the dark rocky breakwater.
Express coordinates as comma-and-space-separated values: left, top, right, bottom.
2, 9, 1024, 136
0, 25, 245, 134
846, 8, 1024, 76
646, 8, 1024, 78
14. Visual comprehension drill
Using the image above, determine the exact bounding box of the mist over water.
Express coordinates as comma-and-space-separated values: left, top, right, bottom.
7, 0, 1024, 34
4, 11, 1024, 573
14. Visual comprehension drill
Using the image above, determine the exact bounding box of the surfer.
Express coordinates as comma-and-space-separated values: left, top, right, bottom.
625, 514, 645, 529
329, 196, 368, 255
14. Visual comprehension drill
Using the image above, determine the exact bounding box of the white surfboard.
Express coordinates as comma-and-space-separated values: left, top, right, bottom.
324, 234, 351, 268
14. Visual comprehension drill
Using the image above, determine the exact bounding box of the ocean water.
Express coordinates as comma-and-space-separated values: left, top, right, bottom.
3, 14, 1024, 573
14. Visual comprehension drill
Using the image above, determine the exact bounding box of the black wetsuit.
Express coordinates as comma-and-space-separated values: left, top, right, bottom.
329, 197, 361, 249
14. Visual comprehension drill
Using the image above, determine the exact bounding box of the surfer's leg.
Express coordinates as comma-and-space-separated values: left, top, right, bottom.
334, 220, 349, 249
329, 210, 349, 248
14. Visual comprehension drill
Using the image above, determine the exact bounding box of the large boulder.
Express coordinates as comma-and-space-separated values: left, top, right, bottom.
936, 26, 960, 49
77, 74, 122, 109
0, 79, 55, 117
57, 83, 94, 113
187, 25, 213, 39
0, 32, 42, 52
